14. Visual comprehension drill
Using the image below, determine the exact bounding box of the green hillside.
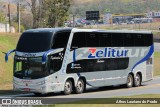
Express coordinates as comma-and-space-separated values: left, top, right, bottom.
71, 0, 160, 17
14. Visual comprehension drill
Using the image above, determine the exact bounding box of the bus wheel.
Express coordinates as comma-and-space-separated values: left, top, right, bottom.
63, 80, 72, 95
134, 73, 141, 87
126, 74, 133, 88
75, 79, 85, 94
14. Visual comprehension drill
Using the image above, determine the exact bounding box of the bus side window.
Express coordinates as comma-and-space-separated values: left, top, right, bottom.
117, 58, 129, 70
86, 32, 99, 47
106, 59, 118, 70
50, 32, 70, 72
71, 32, 86, 50
99, 33, 112, 47
52, 32, 70, 49
112, 33, 124, 47
66, 60, 88, 73
124, 34, 135, 46
144, 34, 153, 46
49, 53, 62, 73
106, 58, 129, 70
134, 34, 145, 46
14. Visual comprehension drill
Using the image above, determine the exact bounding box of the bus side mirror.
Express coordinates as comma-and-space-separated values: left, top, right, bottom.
5, 49, 16, 62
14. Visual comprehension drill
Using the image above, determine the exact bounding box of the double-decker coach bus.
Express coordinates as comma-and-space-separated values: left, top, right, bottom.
5, 28, 154, 95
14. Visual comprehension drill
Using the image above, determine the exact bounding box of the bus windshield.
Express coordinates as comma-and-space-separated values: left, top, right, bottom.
16, 32, 53, 53
14, 56, 50, 79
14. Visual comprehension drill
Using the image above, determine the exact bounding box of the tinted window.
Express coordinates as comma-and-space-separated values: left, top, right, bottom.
66, 58, 129, 73
117, 58, 129, 70
145, 34, 153, 46
106, 59, 118, 70
71, 32, 152, 49
49, 51, 65, 73
71, 32, 86, 50
66, 60, 88, 73
99, 33, 112, 47
134, 34, 145, 46
52, 32, 70, 49
50, 32, 70, 72
112, 33, 124, 47
16, 32, 53, 52
124, 34, 135, 46
86, 33, 99, 47
105, 58, 129, 71
14, 57, 49, 79
87, 59, 106, 71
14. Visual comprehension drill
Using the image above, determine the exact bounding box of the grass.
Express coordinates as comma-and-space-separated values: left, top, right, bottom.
153, 31, 160, 38
154, 52, 160, 76
0, 33, 20, 90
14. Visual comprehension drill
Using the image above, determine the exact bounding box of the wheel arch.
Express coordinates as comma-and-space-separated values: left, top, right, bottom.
75, 76, 86, 93
64, 76, 86, 90
136, 71, 142, 82
126, 72, 134, 83
64, 77, 75, 88
79, 76, 86, 87
128, 72, 134, 78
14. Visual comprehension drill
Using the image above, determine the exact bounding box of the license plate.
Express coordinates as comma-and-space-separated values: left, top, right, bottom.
24, 88, 30, 91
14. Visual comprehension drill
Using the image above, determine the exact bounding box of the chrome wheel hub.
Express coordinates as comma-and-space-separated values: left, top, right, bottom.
65, 82, 71, 92
77, 81, 83, 92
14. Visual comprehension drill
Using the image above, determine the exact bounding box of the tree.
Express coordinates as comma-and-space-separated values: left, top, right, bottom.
20, 0, 71, 28
19, 0, 46, 28
20, 12, 33, 29
30, 0, 45, 28
46, 0, 71, 27
0, 12, 6, 23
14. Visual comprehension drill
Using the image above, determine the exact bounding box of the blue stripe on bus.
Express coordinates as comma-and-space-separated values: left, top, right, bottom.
73, 50, 76, 62
42, 49, 54, 64
77, 72, 95, 87
5, 49, 16, 62
131, 45, 154, 72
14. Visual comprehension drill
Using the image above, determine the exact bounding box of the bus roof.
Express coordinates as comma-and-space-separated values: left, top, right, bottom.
24, 28, 73, 33
72, 28, 152, 34
24, 28, 152, 34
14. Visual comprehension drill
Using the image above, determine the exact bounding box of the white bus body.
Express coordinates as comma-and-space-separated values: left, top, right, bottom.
6, 28, 154, 95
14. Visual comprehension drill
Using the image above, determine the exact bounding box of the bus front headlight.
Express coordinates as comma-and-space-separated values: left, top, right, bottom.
37, 80, 46, 85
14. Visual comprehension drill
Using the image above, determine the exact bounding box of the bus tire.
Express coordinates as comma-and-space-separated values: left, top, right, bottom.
63, 79, 72, 95
75, 79, 85, 94
134, 73, 141, 87
126, 74, 133, 88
